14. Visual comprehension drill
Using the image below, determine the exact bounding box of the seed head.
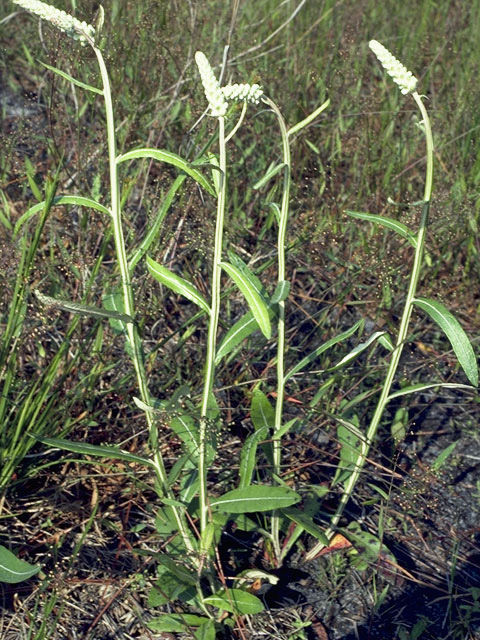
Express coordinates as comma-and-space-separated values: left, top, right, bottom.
221, 83, 263, 104
12, 0, 95, 45
369, 40, 417, 95
195, 51, 228, 118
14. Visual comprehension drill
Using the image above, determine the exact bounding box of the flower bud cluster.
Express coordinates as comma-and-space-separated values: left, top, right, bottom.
221, 83, 263, 104
195, 51, 228, 118
12, 0, 95, 45
369, 40, 417, 95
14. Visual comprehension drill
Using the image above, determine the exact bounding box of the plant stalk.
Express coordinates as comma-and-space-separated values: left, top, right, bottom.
199, 117, 227, 534
305, 91, 433, 562
93, 44, 195, 555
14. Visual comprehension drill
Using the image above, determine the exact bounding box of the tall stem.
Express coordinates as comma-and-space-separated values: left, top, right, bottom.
262, 97, 291, 560
199, 117, 227, 534
306, 91, 433, 562
93, 45, 195, 555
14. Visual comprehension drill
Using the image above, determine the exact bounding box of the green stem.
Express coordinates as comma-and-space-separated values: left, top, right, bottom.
92, 45, 195, 556
305, 91, 433, 562
262, 97, 291, 561
199, 117, 227, 534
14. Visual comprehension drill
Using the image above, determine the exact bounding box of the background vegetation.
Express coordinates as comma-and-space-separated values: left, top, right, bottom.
1, 0, 479, 638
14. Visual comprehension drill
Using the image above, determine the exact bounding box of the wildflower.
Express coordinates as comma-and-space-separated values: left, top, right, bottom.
195, 51, 228, 118
369, 40, 417, 95
221, 83, 263, 104
12, 0, 95, 45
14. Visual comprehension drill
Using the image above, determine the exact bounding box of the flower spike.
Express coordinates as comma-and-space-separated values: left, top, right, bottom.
222, 83, 263, 105
195, 51, 228, 118
369, 40, 417, 95
12, 0, 95, 45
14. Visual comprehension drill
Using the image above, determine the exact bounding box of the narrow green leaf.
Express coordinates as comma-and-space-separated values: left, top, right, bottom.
39, 60, 103, 94
287, 97, 330, 137
215, 311, 259, 364
328, 331, 385, 371
226, 251, 266, 297
24, 157, 43, 202
203, 588, 264, 615
0, 546, 40, 584
270, 280, 290, 304
413, 297, 478, 386
147, 255, 210, 314
210, 485, 300, 513
35, 290, 134, 323
285, 318, 364, 382
387, 382, 474, 401
281, 509, 329, 545
253, 162, 286, 189
346, 210, 417, 248
116, 148, 215, 197
239, 426, 269, 488
333, 417, 362, 485
250, 389, 275, 431
194, 620, 216, 640
34, 436, 155, 468
128, 174, 186, 273
14, 195, 110, 237
220, 261, 271, 339
148, 613, 208, 632
432, 442, 457, 471
170, 414, 199, 456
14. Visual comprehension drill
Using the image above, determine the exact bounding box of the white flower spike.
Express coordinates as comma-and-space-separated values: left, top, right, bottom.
369, 40, 417, 95
12, 0, 95, 45
222, 83, 263, 105
195, 51, 228, 118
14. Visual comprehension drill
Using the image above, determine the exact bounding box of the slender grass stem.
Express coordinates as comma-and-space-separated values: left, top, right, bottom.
262, 97, 291, 561
199, 117, 227, 534
92, 45, 195, 556
305, 91, 433, 562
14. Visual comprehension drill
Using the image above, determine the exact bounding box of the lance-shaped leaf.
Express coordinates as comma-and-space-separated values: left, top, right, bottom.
116, 148, 215, 197
226, 250, 266, 296
270, 280, 290, 304
285, 318, 364, 382
39, 61, 103, 94
238, 426, 269, 488
327, 331, 385, 371
210, 485, 300, 513
0, 546, 40, 584
147, 256, 210, 314
35, 290, 134, 323
250, 389, 275, 431
35, 436, 155, 468
14, 195, 110, 237
220, 261, 271, 339
387, 382, 474, 401
215, 305, 277, 364
346, 210, 417, 248
413, 297, 478, 386
203, 588, 264, 615
281, 509, 329, 545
